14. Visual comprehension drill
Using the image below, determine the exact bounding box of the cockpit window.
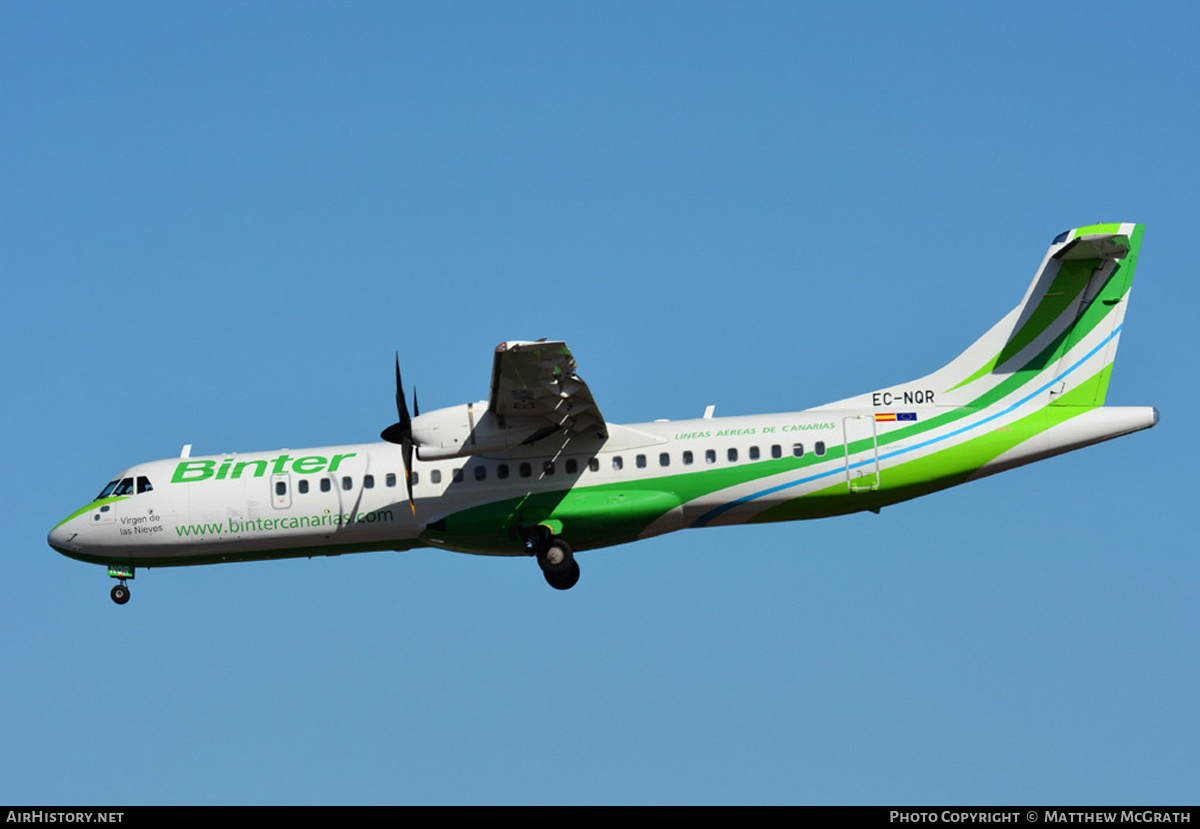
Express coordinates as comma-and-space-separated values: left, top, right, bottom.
97, 476, 153, 500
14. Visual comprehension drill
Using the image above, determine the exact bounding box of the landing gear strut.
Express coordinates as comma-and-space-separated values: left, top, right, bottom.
108, 565, 134, 605
525, 528, 581, 590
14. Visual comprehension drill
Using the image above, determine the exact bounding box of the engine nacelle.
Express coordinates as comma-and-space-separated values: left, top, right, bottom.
411, 402, 548, 460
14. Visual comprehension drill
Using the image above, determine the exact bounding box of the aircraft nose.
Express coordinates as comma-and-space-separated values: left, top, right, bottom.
48, 507, 95, 556
47, 519, 77, 553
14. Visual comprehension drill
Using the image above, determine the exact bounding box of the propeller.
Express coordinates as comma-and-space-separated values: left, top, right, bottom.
380, 354, 417, 515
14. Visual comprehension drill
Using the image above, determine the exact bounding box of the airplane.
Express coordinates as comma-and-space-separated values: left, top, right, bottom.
48, 223, 1157, 604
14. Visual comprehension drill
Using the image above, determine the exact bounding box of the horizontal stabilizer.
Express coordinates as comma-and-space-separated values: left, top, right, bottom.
1053, 232, 1131, 261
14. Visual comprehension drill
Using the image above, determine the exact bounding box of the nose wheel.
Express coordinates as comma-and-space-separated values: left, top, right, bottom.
110, 583, 131, 605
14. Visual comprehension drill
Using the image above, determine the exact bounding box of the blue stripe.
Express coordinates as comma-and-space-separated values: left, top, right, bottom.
690, 324, 1122, 527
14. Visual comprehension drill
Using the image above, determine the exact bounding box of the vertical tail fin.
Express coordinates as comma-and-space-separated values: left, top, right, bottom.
940, 222, 1143, 408
817, 223, 1145, 412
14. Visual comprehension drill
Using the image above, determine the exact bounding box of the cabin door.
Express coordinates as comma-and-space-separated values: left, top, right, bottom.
842, 415, 880, 491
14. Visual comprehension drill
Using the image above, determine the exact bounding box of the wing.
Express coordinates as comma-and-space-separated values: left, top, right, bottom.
488, 340, 606, 438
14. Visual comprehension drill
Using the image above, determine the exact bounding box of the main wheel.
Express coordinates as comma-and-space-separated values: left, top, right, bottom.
543, 559, 580, 591
537, 538, 574, 574
111, 584, 131, 605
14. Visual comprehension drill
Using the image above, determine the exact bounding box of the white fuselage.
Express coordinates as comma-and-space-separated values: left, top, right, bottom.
47, 403, 1157, 569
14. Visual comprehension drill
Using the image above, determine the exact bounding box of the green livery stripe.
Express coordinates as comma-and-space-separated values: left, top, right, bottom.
753, 377, 1104, 524
692, 313, 1125, 528
948, 224, 1142, 393
52, 496, 129, 531
422, 225, 1145, 554
949, 259, 1094, 392
434, 304, 1126, 552
1064, 362, 1114, 410
425, 461, 815, 554
1073, 223, 1124, 239
896, 231, 1139, 442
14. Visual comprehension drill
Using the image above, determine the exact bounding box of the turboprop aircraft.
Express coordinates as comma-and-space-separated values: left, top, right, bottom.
49, 223, 1157, 603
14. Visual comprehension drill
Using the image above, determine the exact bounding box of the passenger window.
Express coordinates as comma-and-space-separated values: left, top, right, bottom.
299, 480, 309, 494
386, 473, 397, 487
411, 470, 419, 485
566, 459, 578, 474
727, 448, 738, 462
498, 464, 510, 479
612, 456, 623, 470
792, 443, 804, 458
431, 469, 442, 485
815, 441, 826, 456
364, 474, 375, 489
137, 476, 153, 494
320, 478, 332, 493
342, 476, 353, 490
275, 481, 287, 496
771, 445, 782, 459
659, 452, 670, 467
636, 454, 647, 469
542, 461, 555, 476
749, 446, 760, 460
452, 468, 463, 483
683, 451, 693, 465
519, 462, 532, 478
474, 466, 486, 481
705, 449, 716, 465
588, 458, 599, 472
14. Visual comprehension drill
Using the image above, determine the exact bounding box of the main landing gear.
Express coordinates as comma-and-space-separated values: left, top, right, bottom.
108, 565, 134, 605
525, 527, 580, 590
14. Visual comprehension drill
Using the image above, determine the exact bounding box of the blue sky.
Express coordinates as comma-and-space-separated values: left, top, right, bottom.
3, 1, 1197, 805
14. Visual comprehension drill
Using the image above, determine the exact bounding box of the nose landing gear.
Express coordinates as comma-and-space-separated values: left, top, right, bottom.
107, 565, 134, 605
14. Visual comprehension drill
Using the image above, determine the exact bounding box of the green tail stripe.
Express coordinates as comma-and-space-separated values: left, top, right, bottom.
948, 225, 1142, 393
754, 377, 1105, 523
1073, 223, 1124, 239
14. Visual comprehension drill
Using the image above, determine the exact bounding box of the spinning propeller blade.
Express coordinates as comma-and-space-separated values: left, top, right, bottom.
380, 354, 417, 515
